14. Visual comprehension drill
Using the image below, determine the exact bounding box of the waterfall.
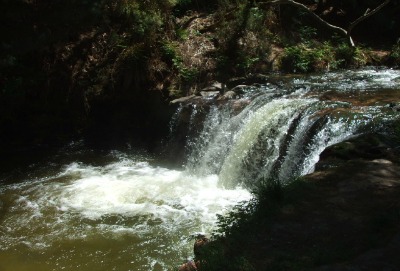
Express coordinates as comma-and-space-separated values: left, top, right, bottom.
183, 96, 358, 188
180, 68, 400, 188
0, 68, 398, 271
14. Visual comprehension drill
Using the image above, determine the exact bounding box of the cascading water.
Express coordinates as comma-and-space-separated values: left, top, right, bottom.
185, 68, 400, 188
0, 68, 399, 271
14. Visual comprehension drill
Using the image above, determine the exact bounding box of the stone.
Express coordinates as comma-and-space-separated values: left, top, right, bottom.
217, 90, 237, 100
202, 81, 224, 92
200, 91, 220, 99
178, 260, 197, 271
194, 235, 209, 257
170, 95, 196, 104
230, 85, 248, 94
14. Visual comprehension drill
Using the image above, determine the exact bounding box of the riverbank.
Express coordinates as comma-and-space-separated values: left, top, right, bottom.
191, 130, 400, 270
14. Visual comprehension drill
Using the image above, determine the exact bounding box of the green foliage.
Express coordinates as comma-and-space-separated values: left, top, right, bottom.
162, 41, 200, 95
389, 44, 400, 65
393, 43, 400, 58
281, 44, 319, 73
388, 118, 400, 152
352, 47, 369, 67
115, 0, 166, 38
247, 6, 265, 31
214, 0, 277, 77
162, 42, 179, 61
298, 26, 317, 43
280, 41, 378, 73
236, 55, 260, 74
176, 28, 189, 40
119, 43, 146, 63
334, 43, 355, 66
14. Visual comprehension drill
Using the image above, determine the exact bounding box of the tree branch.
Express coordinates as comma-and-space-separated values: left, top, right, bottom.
348, 0, 391, 34
258, 0, 353, 46
258, 0, 391, 47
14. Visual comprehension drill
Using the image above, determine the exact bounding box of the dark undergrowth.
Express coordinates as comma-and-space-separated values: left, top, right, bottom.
1, 0, 400, 156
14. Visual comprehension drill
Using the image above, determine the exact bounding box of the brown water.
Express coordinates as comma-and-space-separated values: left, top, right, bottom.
0, 153, 251, 271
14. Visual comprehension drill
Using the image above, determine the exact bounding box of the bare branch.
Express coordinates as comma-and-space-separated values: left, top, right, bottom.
258, 0, 354, 46
258, 0, 391, 47
348, 0, 391, 34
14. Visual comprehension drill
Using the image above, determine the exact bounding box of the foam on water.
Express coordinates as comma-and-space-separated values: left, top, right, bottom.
1, 68, 398, 271
0, 156, 251, 270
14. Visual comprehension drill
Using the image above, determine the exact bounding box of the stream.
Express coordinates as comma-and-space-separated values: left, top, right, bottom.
0, 68, 399, 271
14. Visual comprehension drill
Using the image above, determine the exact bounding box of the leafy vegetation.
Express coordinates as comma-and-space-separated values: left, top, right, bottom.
280, 41, 377, 73
0, 0, 399, 151
388, 43, 400, 66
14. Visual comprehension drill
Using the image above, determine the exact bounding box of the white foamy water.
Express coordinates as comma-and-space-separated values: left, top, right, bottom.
1, 68, 398, 271
0, 155, 251, 271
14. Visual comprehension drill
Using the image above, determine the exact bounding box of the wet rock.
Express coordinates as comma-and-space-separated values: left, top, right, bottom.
227, 77, 247, 89
202, 81, 224, 92
217, 90, 238, 100
389, 102, 400, 112
230, 85, 248, 94
170, 95, 197, 104
194, 235, 209, 258
231, 99, 251, 114
178, 235, 208, 271
200, 90, 220, 99
178, 260, 198, 271
226, 74, 268, 89
178, 261, 197, 271
200, 82, 224, 98
371, 159, 393, 164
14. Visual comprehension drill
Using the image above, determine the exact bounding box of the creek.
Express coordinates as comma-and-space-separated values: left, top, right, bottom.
0, 68, 399, 271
